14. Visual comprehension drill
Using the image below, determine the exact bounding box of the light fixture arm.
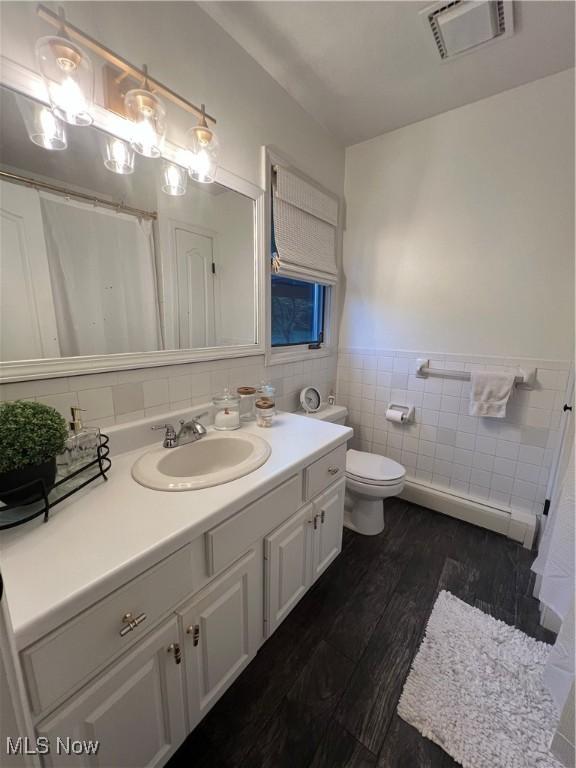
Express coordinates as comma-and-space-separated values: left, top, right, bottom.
56, 6, 68, 38
36, 3, 217, 125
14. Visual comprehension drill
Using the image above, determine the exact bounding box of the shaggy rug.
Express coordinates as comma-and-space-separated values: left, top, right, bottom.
398, 590, 563, 768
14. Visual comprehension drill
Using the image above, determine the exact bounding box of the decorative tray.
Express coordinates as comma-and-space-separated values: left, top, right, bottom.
0, 434, 111, 530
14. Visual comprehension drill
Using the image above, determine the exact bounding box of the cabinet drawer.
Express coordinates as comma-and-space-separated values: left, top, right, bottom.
305, 444, 346, 500
22, 545, 193, 715
206, 474, 302, 576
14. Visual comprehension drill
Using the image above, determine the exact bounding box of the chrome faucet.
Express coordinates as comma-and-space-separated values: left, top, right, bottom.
151, 414, 208, 449
175, 415, 208, 446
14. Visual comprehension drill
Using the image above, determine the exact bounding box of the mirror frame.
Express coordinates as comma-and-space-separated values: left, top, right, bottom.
0, 57, 265, 382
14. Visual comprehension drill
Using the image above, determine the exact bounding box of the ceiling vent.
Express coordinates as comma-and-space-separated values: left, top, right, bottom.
421, 0, 514, 60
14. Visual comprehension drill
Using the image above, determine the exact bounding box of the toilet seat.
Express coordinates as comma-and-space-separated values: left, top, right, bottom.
346, 472, 404, 487
346, 449, 405, 485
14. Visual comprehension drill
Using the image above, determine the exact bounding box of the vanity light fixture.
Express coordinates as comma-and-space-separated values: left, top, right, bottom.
161, 161, 188, 196
124, 79, 166, 159
35, 34, 94, 126
16, 95, 67, 151
32, 5, 220, 181
186, 105, 219, 184
103, 136, 135, 175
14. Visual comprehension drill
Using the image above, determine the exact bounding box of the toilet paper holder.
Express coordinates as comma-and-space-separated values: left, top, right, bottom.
386, 403, 415, 424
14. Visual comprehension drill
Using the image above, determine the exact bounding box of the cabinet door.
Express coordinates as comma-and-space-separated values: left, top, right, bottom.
180, 549, 261, 730
37, 618, 186, 768
312, 478, 345, 582
264, 503, 314, 637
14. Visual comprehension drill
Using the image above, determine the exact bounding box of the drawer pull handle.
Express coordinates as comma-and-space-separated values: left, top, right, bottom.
119, 612, 147, 637
328, 466, 340, 475
320, 510, 326, 524
167, 643, 182, 665
187, 625, 200, 647
313, 514, 318, 530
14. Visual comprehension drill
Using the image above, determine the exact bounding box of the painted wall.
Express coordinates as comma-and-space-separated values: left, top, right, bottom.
0, 1, 344, 412
340, 69, 575, 360
337, 71, 574, 516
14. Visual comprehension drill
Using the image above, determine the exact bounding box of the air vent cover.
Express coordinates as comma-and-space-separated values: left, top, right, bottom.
422, 0, 513, 60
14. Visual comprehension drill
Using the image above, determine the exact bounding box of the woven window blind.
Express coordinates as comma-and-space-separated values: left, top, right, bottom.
272, 165, 338, 285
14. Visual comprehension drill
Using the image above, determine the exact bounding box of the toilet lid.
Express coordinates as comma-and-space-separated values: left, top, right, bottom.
346, 449, 406, 483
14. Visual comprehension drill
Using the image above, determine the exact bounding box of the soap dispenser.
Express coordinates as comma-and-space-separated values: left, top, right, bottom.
69, 407, 100, 468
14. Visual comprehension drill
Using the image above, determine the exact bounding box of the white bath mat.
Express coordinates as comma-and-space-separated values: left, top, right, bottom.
398, 590, 562, 768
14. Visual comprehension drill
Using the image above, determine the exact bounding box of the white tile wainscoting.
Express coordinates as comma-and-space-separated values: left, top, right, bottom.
336, 349, 572, 519
0, 354, 337, 426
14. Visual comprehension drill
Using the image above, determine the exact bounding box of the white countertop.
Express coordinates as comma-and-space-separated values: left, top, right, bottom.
0, 411, 351, 648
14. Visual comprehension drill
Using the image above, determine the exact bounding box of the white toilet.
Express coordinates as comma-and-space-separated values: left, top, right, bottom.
302, 404, 406, 535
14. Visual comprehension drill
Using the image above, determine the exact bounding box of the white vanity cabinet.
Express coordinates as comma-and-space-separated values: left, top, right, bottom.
264, 477, 345, 636
178, 548, 261, 730
14, 436, 348, 768
36, 618, 187, 768
311, 478, 346, 581
264, 503, 314, 635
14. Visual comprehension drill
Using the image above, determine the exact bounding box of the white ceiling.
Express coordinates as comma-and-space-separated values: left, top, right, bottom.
200, 1, 575, 146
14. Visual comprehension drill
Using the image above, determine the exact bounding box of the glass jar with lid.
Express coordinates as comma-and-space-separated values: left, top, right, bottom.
212, 389, 241, 430
237, 386, 257, 422
255, 397, 276, 428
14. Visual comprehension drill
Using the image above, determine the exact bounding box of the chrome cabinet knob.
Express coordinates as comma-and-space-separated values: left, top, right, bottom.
186, 625, 200, 646
328, 466, 339, 475
167, 642, 182, 664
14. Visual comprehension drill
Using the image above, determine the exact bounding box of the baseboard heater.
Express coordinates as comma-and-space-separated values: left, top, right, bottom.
400, 479, 537, 549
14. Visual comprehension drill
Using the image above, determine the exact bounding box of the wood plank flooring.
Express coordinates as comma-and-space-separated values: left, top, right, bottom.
168, 500, 554, 768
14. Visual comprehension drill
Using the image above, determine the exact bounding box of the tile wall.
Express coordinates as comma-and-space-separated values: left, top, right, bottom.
336, 348, 572, 517
0, 354, 337, 428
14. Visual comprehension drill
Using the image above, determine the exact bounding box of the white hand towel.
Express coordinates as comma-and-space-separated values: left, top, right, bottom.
469, 371, 515, 418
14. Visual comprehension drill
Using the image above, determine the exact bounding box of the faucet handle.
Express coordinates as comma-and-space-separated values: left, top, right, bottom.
179, 411, 208, 427
151, 423, 176, 448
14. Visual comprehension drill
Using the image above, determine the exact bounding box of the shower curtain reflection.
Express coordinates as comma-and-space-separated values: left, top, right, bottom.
41, 194, 162, 357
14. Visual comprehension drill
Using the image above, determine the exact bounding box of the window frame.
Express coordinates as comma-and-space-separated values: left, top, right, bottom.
263, 146, 338, 367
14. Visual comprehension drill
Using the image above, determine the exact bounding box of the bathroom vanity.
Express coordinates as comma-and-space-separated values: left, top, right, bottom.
0, 412, 351, 767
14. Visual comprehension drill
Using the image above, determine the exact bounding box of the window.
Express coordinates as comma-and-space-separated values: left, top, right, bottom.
266, 153, 337, 362
271, 275, 325, 347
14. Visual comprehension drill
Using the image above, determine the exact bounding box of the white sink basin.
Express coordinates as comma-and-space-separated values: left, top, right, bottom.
131, 431, 271, 491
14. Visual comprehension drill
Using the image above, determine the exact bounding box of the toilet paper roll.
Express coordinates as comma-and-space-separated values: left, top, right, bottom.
386, 408, 405, 424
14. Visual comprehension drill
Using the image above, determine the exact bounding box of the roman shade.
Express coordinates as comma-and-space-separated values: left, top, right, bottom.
272, 165, 339, 285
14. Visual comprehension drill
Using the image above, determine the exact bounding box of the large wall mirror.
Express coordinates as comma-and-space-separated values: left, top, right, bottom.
0, 84, 263, 382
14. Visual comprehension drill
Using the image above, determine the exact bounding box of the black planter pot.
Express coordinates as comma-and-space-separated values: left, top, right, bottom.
0, 458, 57, 506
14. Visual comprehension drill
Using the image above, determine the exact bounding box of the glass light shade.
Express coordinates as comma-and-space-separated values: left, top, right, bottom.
186, 121, 218, 183
161, 162, 187, 196
16, 95, 67, 150
103, 137, 135, 175
124, 89, 166, 158
35, 36, 94, 126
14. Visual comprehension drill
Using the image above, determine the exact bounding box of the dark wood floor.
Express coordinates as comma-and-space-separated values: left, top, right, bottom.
168, 500, 554, 768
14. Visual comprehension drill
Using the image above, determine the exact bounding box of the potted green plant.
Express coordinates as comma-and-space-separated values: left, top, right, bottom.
0, 400, 68, 505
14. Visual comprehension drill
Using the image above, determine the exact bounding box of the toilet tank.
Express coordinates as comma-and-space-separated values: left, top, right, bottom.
300, 404, 348, 425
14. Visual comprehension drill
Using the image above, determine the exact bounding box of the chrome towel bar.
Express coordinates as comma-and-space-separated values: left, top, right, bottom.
415, 359, 536, 388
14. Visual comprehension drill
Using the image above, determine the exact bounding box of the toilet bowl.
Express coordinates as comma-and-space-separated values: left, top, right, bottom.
345, 449, 405, 535
300, 403, 406, 535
